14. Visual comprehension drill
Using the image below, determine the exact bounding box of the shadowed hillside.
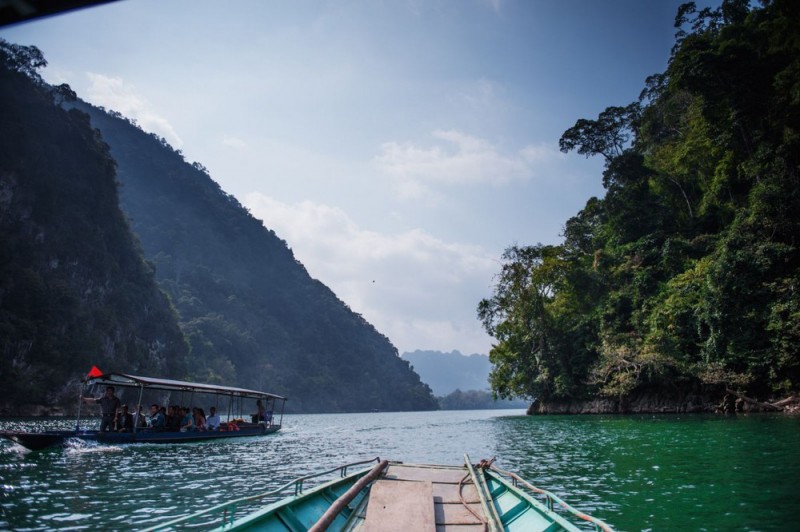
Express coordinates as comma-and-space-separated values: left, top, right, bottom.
0, 41, 189, 412
71, 103, 437, 413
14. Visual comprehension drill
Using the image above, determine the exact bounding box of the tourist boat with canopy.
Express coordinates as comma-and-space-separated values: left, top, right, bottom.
144, 455, 614, 531
0, 371, 287, 451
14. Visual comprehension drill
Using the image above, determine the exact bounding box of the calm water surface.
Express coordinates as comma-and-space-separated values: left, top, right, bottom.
1, 410, 798, 530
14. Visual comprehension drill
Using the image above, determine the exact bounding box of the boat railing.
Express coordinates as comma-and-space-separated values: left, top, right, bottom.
487, 464, 615, 532
141, 457, 381, 531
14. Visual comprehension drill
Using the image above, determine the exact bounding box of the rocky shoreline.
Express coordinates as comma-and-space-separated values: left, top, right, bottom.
527, 390, 800, 415
3, 392, 798, 417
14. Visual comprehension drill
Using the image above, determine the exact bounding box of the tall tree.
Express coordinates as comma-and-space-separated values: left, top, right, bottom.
480, 0, 800, 409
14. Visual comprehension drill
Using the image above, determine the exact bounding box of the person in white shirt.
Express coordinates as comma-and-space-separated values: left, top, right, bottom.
206, 406, 221, 431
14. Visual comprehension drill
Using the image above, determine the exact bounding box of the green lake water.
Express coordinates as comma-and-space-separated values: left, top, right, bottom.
1, 410, 798, 530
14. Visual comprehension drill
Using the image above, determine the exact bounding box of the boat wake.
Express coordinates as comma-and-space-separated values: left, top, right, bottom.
64, 438, 122, 454
4, 442, 32, 455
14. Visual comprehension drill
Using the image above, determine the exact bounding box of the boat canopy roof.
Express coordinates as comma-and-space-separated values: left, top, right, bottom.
84, 373, 287, 401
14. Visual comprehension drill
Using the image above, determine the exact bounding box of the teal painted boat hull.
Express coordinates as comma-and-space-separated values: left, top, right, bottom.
144, 457, 613, 531
484, 470, 578, 531
228, 471, 370, 531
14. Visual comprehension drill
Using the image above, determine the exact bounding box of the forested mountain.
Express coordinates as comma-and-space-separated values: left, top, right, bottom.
480, 0, 800, 412
402, 350, 491, 396
69, 101, 436, 413
1, 40, 436, 414
0, 41, 189, 412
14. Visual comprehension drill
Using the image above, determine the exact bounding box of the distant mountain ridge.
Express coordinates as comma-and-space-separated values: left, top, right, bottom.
402, 350, 491, 396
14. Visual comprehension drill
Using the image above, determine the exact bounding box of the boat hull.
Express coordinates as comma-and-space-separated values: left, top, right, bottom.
0, 431, 73, 451
0, 425, 280, 451
142, 457, 614, 532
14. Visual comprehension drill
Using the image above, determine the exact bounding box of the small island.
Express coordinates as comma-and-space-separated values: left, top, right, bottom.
478, 1, 800, 415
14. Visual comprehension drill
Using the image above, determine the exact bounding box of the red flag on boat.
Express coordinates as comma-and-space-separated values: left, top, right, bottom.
87, 366, 103, 378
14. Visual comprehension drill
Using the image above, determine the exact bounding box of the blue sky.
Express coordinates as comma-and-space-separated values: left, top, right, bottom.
1, 0, 709, 356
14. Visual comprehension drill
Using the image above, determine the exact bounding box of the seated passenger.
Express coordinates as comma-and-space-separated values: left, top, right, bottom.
206, 407, 221, 431
132, 404, 146, 429
179, 407, 194, 432
117, 404, 134, 432
148, 403, 166, 430
252, 399, 267, 423
193, 407, 206, 431
165, 405, 181, 431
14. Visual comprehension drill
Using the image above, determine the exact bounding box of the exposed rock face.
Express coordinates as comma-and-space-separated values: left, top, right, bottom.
527, 392, 715, 415
528, 390, 799, 415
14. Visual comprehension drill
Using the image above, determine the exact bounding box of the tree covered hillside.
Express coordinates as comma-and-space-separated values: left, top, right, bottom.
0, 41, 189, 411
480, 0, 800, 412
71, 103, 436, 413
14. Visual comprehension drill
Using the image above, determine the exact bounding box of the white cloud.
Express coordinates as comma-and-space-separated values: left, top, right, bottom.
520, 143, 564, 164
373, 130, 564, 199
85, 73, 183, 148
244, 193, 496, 355
221, 135, 250, 151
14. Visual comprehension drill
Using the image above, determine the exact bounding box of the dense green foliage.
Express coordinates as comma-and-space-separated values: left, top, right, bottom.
479, 0, 800, 405
71, 103, 436, 413
0, 41, 189, 410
